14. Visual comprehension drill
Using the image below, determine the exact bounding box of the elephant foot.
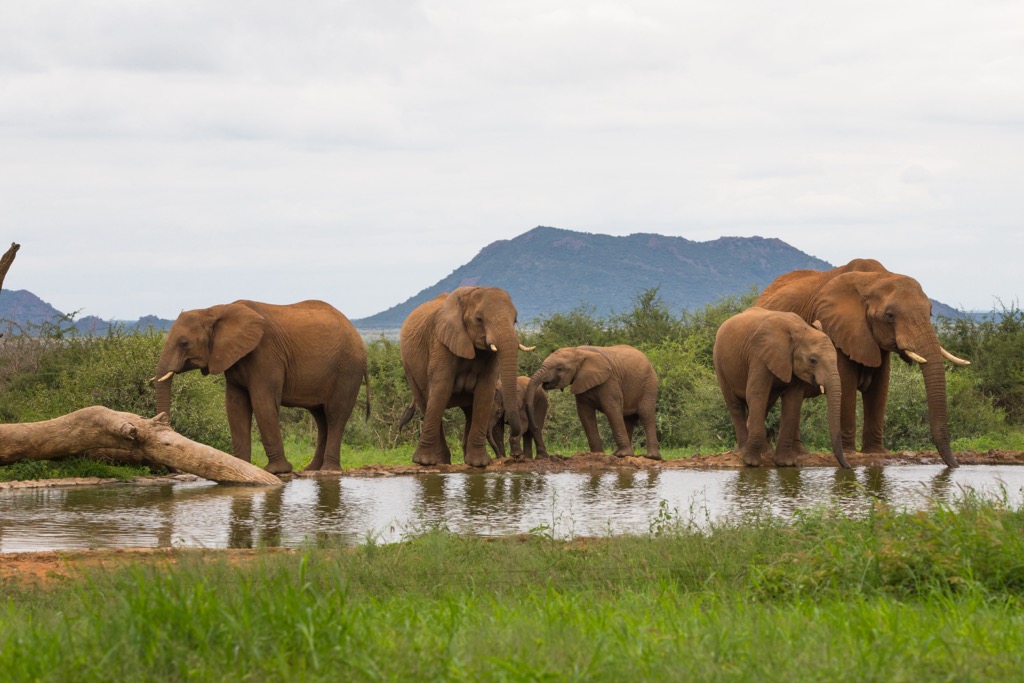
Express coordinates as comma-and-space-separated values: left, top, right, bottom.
772, 451, 799, 467
643, 450, 662, 461
464, 449, 492, 468
739, 447, 763, 467
861, 443, 890, 455
265, 458, 293, 475
613, 448, 636, 458
318, 461, 342, 472
412, 447, 444, 466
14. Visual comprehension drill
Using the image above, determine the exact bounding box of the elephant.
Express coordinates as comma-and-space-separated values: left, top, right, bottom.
756, 258, 969, 468
713, 307, 849, 468
154, 299, 369, 474
399, 286, 531, 467
488, 376, 550, 459
525, 345, 661, 460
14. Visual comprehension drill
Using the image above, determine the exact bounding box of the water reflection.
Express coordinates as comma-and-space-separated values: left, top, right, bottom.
0, 465, 1022, 553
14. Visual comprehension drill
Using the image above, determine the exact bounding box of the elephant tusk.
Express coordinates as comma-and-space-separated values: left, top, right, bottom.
819, 385, 826, 395
940, 346, 971, 366
519, 344, 535, 352
155, 371, 175, 382
905, 351, 928, 364
489, 344, 498, 352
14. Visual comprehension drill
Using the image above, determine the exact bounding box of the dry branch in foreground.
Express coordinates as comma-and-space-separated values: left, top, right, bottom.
0, 406, 282, 486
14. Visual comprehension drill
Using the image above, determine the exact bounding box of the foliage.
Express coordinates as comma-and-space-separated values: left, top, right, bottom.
937, 300, 1024, 423
1, 291, 1023, 471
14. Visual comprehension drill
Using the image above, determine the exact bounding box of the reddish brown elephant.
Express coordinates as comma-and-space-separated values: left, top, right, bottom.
400, 287, 529, 467
525, 345, 660, 460
756, 258, 968, 467
154, 300, 369, 474
714, 307, 848, 468
488, 377, 549, 459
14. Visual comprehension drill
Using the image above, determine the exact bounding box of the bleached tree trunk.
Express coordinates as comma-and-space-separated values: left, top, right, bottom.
0, 407, 283, 486
0, 242, 18, 291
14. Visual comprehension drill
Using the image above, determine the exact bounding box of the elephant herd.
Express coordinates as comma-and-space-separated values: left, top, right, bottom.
153, 258, 968, 473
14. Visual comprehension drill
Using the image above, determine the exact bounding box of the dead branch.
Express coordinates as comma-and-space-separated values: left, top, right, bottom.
0, 242, 19, 292
0, 407, 282, 486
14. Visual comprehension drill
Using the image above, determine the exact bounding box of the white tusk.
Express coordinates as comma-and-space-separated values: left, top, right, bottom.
819, 385, 826, 394
905, 351, 928, 364
940, 347, 971, 366
519, 344, 536, 351
489, 344, 498, 352
155, 371, 174, 382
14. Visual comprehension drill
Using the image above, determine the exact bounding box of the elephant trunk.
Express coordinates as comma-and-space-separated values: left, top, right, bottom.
496, 332, 521, 438
919, 349, 958, 468
525, 366, 548, 437
822, 371, 849, 468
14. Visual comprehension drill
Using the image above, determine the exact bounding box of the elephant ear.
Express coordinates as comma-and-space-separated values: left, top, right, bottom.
435, 291, 476, 359
209, 303, 266, 374
752, 320, 793, 383
815, 273, 883, 367
571, 348, 612, 394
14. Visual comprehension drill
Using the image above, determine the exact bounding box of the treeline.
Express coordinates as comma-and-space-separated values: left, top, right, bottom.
0, 291, 1021, 461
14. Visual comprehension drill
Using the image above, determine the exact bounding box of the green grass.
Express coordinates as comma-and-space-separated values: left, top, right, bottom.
0, 456, 158, 482
2, 495, 1024, 681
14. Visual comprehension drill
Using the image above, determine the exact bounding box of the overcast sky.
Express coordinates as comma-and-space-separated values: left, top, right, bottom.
1, 0, 1021, 321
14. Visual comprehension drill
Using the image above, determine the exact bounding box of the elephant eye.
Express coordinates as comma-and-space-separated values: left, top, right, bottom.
809, 357, 817, 365
885, 311, 895, 323
178, 337, 188, 347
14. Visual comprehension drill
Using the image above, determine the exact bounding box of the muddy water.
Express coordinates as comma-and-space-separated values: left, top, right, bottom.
1, 466, 1022, 552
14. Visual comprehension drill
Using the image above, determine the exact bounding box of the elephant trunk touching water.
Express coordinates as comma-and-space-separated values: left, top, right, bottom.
757, 259, 966, 468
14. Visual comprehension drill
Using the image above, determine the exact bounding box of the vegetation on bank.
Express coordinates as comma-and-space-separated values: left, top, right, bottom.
0, 292, 1022, 477
1, 494, 1023, 681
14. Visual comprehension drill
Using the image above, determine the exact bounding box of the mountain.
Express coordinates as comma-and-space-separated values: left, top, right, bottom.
0, 289, 173, 334
354, 227, 835, 329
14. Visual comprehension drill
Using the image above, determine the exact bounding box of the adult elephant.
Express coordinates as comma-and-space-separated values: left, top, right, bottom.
154, 300, 369, 474
488, 376, 549, 459
525, 345, 660, 460
756, 258, 968, 468
714, 308, 849, 468
400, 287, 529, 467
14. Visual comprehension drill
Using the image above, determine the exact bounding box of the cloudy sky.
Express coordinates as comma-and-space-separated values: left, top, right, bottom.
1, 0, 1021, 321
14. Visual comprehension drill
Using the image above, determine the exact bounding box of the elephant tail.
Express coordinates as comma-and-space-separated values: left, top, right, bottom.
397, 400, 416, 430
363, 367, 371, 422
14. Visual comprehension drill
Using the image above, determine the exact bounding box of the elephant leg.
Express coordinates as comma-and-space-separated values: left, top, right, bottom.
465, 386, 496, 468
773, 385, 805, 467
638, 386, 660, 460
460, 406, 473, 458
861, 356, 890, 454
740, 375, 773, 467
531, 400, 550, 458
576, 401, 605, 454
522, 430, 534, 459
721, 390, 749, 451
414, 371, 455, 466
304, 407, 328, 471
317, 381, 360, 471
600, 395, 634, 457
225, 383, 254, 463
251, 391, 292, 475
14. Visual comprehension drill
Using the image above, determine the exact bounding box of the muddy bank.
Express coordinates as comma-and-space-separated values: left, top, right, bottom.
332, 449, 1024, 477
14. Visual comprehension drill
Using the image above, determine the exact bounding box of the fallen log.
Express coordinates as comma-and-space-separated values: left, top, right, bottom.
0, 406, 282, 486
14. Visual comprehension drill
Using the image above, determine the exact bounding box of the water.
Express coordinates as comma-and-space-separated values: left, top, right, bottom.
1, 466, 1022, 553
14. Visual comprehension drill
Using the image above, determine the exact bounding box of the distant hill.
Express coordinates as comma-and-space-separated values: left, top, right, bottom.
355, 226, 838, 329
0, 289, 173, 335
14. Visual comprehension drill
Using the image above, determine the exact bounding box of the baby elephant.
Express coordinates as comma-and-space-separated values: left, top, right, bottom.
714, 307, 849, 468
525, 345, 660, 460
488, 377, 549, 459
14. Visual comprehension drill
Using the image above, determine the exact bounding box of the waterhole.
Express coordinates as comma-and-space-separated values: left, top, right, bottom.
1, 466, 1022, 552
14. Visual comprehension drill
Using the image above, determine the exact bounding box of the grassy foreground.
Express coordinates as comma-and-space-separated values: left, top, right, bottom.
2, 494, 1024, 682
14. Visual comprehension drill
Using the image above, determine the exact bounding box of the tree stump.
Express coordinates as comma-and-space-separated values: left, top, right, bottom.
0, 406, 282, 486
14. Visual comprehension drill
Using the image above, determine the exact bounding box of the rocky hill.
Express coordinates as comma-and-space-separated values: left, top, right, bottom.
354, 226, 834, 329
0, 290, 173, 334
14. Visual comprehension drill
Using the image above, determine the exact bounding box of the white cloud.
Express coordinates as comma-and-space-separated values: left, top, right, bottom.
0, 0, 1020, 319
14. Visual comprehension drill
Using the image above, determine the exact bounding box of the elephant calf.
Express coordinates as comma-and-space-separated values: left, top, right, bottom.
525, 345, 660, 460
713, 307, 848, 468
489, 376, 549, 459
